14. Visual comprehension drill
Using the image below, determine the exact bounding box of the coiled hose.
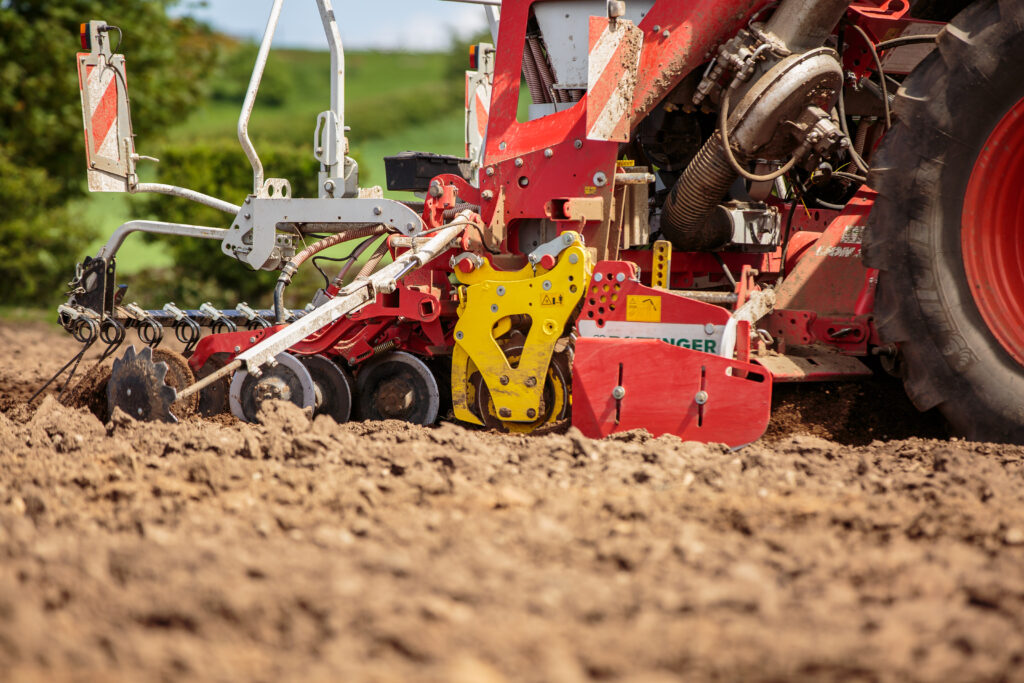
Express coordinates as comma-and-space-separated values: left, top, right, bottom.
659, 131, 738, 252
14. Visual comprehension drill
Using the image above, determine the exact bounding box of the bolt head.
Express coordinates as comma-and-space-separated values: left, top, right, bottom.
594, 272, 604, 282
496, 286, 506, 296
514, 158, 524, 167
234, 345, 242, 353
593, 172, 608, 187
526, 408, 537, 419
569, 253, 579, 264
250, 336, 257, 344
525, 376, 537, 387
490, 304, 499, 313
704, 323, 715, 335
612, 385, 626, 400
486, 166, 495, 176
373, 205, 383, 216
455, 330, 464, 340
499, 375, 510, 386
542, 280, 552, 291
695, 390, 709, 405
574, 139, 583, 150
482, 190, 494, 200
544, 148, 553, 158
499, 407, 512, 418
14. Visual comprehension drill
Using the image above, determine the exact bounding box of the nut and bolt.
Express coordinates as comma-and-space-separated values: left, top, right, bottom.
323, 179, 335, 193
612, 385, 626, 400
695, 390, 709, 405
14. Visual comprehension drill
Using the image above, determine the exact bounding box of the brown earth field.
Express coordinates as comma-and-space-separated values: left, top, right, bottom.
2, 319, 1024, 683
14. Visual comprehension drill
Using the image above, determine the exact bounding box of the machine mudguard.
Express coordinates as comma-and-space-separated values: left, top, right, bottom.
571, 337, 772, 448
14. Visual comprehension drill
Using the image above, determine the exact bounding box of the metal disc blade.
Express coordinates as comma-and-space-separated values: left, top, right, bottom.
229, 352, 316, 423
107, 345, 178, 423
298, 354, 354, 423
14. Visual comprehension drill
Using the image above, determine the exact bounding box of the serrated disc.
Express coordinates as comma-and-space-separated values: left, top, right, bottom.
107, 345, 178, 423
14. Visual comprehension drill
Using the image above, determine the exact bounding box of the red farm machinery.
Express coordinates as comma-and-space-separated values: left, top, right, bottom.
52, 0, 1024, 447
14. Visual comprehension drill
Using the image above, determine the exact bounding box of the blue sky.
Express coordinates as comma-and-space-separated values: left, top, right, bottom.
170, 0, 489, 51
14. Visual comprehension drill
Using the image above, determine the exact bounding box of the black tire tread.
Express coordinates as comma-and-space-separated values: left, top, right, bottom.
864, 0, 1024, 441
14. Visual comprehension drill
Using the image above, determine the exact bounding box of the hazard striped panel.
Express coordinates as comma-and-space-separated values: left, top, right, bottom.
84, 63, 119, 161
77, 52, 134, 191
586, 16, 643, 143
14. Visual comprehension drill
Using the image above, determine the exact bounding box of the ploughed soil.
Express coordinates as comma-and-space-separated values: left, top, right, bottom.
2, 320, 1023, 682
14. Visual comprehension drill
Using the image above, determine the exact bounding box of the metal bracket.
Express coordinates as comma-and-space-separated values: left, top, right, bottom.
222, 197, 425, 271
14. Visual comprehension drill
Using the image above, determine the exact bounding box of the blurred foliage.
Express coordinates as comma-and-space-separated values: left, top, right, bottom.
210, 41, 294, 108
0, 0, 220, 305
0, 145, 93, 304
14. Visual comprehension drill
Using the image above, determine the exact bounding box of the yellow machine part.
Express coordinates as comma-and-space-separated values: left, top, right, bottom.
451, 232, 591, 427
652, 239, 672, 289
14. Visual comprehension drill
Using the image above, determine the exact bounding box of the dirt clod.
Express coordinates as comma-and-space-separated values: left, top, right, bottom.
2, 320, 1023, 682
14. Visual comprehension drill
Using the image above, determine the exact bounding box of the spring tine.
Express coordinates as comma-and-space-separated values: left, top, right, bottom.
32, 318, 99, 404
201, 302, 238, 333
174, 317, 202, 357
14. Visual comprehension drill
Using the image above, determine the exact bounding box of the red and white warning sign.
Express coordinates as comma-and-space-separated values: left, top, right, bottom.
586, 16, 643, 143
77, 51, 134, 191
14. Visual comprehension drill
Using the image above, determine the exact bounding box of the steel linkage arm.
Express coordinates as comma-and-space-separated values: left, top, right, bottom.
175, 215, 473, 403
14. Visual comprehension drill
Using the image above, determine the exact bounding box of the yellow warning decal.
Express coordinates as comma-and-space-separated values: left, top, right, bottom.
626, 295, 661, 322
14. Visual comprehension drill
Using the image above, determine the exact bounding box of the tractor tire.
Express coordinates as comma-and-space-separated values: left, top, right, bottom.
863, 0, 1024, 442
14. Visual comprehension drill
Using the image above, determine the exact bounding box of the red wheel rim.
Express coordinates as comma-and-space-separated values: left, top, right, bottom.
962, 96, 1024, 366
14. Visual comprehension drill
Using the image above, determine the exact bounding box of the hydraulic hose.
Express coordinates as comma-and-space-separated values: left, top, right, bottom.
274, 225, 387, 322
659, 131, 739, 251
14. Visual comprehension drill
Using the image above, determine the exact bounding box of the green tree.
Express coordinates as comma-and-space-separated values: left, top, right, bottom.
0, 0, 218, 197
0, 0, 218, 305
